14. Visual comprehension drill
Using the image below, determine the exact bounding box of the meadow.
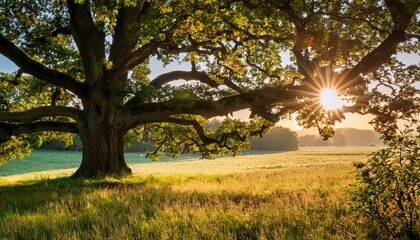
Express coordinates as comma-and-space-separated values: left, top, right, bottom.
0, 147, 383, 239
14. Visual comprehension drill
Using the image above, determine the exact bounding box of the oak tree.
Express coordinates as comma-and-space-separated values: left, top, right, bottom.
0, 0, 418, 177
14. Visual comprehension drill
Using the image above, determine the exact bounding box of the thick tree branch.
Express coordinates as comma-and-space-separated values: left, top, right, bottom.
119, 85, 300, 127
338, 0, 419, 90
67, 0, 106, 83
276, 1, 316, 87
109, 1, 151, 68
104, 7, 191, 85
0, 122, 78, 143
12, 122, 79, 135
149, 71, 220, 88
104, 42, 157, 85
0, 34, 86, 98
0, 106, 81, 123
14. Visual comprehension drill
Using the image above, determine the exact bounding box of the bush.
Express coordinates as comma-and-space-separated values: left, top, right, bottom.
350, 133, 420, 239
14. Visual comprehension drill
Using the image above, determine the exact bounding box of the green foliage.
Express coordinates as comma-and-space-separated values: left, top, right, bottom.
366, 62, 420, 141
141, 116, 273, 160
350, 131, 420, 239
0, 131, 75, 163
0, 136, 31, 164
124, 126, 144, 150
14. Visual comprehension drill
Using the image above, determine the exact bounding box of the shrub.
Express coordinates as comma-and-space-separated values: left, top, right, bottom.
350, 133, 420, 239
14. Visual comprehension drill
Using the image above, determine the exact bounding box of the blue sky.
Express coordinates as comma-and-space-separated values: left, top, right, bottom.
0, 55, 17, 72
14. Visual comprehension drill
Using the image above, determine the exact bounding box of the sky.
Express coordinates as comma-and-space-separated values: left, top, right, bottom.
0, 51, 418, 134
0, 55, 17, 72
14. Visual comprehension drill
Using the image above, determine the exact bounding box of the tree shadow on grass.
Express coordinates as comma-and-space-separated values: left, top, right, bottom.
0, 150, 297, 178
0, 176, 278, 239
0, 151, 200, 177
0, 177, 149, 219
0, 174, 373, 240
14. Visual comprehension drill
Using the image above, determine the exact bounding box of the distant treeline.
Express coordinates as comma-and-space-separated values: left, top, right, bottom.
38, 127, 380, 152
37, 125, 300, 152
205, 121, 299, 151
124, 126, 299, 152
298, 128, 383, 147
36, 136, 83, 151
249, 127, 299, 151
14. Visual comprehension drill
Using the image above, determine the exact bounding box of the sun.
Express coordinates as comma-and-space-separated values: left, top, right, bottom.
320, 88, 348, 111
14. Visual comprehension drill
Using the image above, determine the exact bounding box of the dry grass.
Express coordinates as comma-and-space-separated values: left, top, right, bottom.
0, 147, 379, 239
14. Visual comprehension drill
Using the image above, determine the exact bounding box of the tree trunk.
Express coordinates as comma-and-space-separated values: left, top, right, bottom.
72, 109, 132, 178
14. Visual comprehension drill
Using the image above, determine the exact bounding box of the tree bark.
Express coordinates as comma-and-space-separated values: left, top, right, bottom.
72, 107, 131, 178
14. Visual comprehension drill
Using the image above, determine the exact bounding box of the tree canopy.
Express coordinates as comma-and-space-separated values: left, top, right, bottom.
0, 0, 418, 177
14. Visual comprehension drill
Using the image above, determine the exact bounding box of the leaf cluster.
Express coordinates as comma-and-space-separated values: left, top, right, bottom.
350, 130, 420, 239
365, 61, 420, 141
140, 116, 272, 160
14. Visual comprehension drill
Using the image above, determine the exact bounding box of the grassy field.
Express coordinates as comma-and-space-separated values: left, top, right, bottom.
0, 147, 382, 239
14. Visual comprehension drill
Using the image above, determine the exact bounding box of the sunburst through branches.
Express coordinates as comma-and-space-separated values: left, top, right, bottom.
319, 88, 351, 111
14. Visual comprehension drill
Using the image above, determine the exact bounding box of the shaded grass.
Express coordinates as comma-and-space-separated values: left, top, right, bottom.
0, 173, 364, 239
0, 147, 380, 239
0, 150, 199, 177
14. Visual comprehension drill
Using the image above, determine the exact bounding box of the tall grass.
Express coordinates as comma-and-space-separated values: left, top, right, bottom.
0, 147, 380, 239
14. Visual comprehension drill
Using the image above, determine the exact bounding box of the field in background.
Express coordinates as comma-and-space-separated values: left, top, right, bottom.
0, 147, 381, 239
0, 147, 377, 181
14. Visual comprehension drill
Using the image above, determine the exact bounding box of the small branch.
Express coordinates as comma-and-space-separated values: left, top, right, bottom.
167, 117, 216, 144
250, 107, 282, 123
312, 11, 391, 35
407, 34, 420, 40
51, 88, 61, 106
52, 25, 71, 36
246, 58, 281, 80
13, 69, 23, 85
104, 42, 157, 85
164, 117, 271, 151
